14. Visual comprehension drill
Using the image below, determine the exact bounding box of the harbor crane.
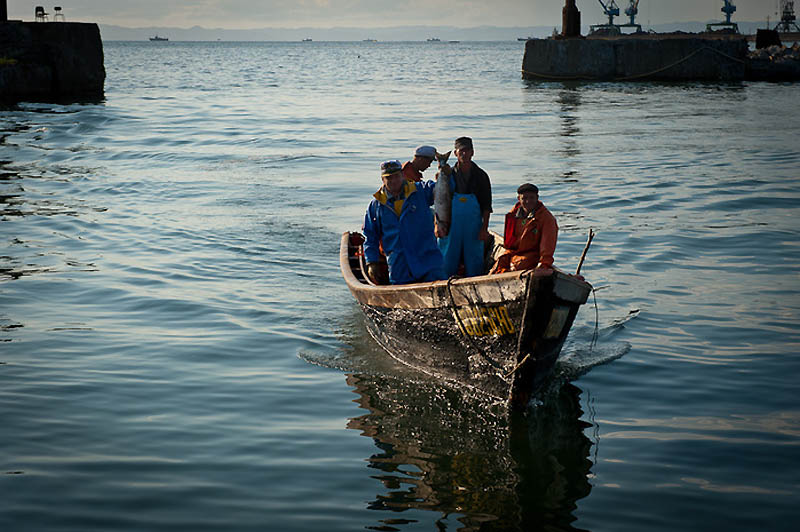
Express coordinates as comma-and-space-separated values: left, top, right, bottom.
706, 0, 739, 33
721, 0, 736, 24
590, 0, 642, 35
625, 0, 640, 26
597, 0, 619, 26
774, 0, 800, 33
589, 0, 619, 34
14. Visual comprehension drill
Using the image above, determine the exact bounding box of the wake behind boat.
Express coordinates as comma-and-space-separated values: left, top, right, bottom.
340, 231, 592, 409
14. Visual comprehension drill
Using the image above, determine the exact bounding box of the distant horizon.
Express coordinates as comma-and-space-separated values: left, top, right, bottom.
6, 0, 777, 30
97, 19, 778, 42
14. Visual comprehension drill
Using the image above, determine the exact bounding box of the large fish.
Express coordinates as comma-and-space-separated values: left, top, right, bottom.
434, 150, 452, 238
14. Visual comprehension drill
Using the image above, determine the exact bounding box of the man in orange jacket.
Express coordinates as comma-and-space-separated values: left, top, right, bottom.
402, 145, 436, 182
490, 183, 558, 274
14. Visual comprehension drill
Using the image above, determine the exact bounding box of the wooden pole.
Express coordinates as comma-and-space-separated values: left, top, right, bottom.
575, 229, 595, 276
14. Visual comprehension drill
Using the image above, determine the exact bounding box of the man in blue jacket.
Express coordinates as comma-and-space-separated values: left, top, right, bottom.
363, 160, 446, 285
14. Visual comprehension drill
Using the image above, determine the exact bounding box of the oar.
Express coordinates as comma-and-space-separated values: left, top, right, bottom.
575, 228, 595, 276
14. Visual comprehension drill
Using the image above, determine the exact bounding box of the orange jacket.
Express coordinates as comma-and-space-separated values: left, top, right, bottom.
402, 161, 423, 182
492, 201, 558, 273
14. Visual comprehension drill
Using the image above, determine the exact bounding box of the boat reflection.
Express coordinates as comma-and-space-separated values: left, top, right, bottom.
346, 374, 593, 531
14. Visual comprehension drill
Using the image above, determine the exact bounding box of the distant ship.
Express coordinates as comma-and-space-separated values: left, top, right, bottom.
149, 35, 168, 41
426, 38, 441, 42
517, 37, 532, 41
362, 38, 377, 42
302, 38, 312, 42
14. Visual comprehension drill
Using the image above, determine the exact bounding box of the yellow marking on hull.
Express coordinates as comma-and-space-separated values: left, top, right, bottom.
454, 304, 516, 337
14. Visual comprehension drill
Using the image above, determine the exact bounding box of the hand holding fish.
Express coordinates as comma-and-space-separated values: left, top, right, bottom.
434, 151, 452, 238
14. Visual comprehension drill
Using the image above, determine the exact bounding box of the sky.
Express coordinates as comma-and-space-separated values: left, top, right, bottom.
7, 1, 781, 29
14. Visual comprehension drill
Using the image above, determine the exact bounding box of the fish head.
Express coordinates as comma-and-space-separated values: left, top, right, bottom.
435, 151, 452, 175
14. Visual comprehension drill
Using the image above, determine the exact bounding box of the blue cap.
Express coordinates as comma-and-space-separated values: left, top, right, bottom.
381, 160, 403, 177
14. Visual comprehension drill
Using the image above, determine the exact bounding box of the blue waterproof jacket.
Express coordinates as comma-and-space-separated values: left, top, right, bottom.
363, 180, 444, 284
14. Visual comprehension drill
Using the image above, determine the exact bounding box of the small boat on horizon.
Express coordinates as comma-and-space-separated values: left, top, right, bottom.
149, 35, 168, 41
427, 37, 441, 42
340, 231, 593, 409
302, 38, 312, 42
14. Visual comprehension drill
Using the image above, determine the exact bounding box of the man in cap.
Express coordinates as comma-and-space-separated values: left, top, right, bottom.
437, 136, 492, 277
362, 160, 446, 285
490, 183, 558, 274
402, 145, 437, 182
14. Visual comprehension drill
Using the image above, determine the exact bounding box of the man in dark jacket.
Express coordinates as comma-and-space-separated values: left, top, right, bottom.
437, 137, 492, 277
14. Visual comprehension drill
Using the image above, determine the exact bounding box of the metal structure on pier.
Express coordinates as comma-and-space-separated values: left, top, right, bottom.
774, 0, 800, 33
706, 0, 739, 33
589, 0, 642, 35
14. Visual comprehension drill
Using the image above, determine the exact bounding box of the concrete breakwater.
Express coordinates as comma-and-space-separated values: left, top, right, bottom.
0, 21, 105, 103
522, 36, 753, 82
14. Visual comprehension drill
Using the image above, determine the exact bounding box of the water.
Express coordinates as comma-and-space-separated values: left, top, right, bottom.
2, 41, 799, 531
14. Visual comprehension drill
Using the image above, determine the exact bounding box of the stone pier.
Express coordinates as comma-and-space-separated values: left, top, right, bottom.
1, 21, 105, 103
522, 35, 749, 82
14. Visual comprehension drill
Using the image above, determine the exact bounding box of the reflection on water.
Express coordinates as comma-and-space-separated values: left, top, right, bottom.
347, 374, 593, 531
3, 40, 797, 531
557, 88, 581, 161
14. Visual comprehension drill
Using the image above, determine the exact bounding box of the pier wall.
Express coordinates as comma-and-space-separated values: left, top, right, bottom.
522, 37, 748, 81
0, 21, 105, 102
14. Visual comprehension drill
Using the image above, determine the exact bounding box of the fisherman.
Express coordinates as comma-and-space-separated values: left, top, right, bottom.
438, 136, 492, 277
402, 145, 437, 182
490, 183, 558, 274
363, 160, 446, 285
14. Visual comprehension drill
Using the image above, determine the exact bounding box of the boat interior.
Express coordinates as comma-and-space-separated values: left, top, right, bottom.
346, 231, 506, 287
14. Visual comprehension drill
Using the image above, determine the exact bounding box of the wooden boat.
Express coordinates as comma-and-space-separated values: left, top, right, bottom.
340, 231, 593, 409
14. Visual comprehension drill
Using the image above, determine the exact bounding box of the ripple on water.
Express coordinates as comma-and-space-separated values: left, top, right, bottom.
3, 42, 800, 532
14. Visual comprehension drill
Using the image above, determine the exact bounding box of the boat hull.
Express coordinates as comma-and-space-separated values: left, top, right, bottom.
340, 232, 591, 408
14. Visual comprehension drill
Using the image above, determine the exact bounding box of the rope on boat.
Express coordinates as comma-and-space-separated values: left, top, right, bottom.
445, 276, 508, 378
521, 45, 746, 82
508, 271, 535, 378
590, 288, 600, 352
504, 353, 531, 379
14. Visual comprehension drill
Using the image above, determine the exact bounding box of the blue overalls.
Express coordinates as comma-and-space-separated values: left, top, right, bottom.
438, 174, 484, 277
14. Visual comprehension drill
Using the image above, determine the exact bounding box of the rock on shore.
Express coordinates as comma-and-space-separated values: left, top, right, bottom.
746, 43, 800, 81
0, 21, 105, 103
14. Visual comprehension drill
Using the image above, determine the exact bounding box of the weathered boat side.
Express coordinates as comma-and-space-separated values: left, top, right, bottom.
340, 231, 591, 408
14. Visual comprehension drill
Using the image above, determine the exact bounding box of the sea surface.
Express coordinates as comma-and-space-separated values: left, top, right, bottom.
2, 40, 799, 531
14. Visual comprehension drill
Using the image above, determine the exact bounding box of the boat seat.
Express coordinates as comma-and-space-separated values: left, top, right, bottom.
53, 6, 65, 21
35, 6, 49, 22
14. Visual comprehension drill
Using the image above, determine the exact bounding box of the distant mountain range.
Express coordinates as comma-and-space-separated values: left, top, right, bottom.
101, 21, 771, 42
